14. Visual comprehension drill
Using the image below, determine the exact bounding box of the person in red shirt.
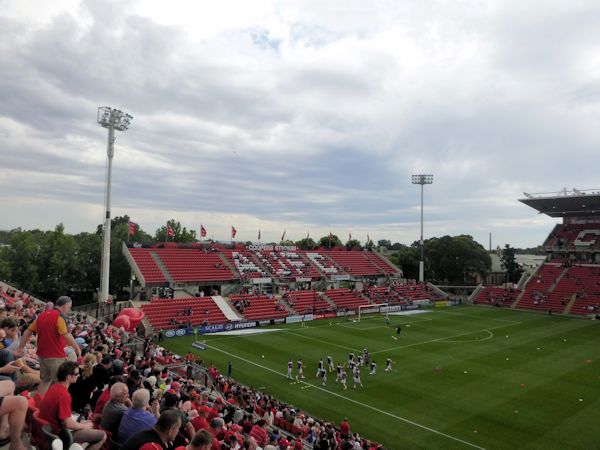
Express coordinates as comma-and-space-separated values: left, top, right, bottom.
248, 419, 268, 448
39, 361, 106, 450
340, 417, 350, 438
17, 296, 81, 395
191, 406, 211, 431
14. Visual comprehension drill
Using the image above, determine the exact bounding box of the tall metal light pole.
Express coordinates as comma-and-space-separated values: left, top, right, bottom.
97, 107, 133, 303
411, 174, 433, 284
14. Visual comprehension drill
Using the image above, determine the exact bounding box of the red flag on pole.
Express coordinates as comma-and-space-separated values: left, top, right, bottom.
231, 226, 237, 239
128, 221, 136, 238
167, 224, 174, 238
281, 229, 286, 241
200, 225, 207, 238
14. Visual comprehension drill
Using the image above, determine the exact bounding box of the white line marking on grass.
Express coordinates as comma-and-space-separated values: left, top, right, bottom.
435, 310, 521, 324
440, 329, 494, 343
280, 330, 356, 352
206, 343, 486, 450
372, 322, 519, 355
338, 318, 433, 331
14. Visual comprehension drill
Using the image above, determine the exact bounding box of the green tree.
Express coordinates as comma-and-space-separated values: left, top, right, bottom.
6, 231, 41, 292
37, 224, 80, 296
155, 220, 197, 242
345, 239, 363, 250
377, 239, 392, 249
501, 244, 523, 283
318, 234, 342, 249
390, 244, 419, 280
425, 235, 491, 284
295, 237, 317, 250
73, 232, 102, 292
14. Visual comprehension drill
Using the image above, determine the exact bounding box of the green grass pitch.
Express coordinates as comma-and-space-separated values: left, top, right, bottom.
162, 306, 600, 450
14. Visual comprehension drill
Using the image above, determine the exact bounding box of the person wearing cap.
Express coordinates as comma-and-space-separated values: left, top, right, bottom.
279, 437, 291, 449
121, 409, 182, 450
191, 404, 210, 431
118, 388, 159, 444
17, 295, 81, 395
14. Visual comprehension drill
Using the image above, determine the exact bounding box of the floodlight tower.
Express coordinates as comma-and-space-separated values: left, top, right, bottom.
411, 174, 433, 283
97, 107, 133, 303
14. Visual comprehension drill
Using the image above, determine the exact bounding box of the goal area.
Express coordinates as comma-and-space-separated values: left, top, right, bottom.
357, 303, 389, 322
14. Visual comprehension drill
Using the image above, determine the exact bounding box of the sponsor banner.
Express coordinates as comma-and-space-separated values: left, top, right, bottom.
435, 301, 451, 308
234, 321, 257, 330
360, 307, 380, 314
273, 318, 286, 324
412, 299, 432, 306
247, 244, 298, 252
314, 312, 337, 320
286, 315, 303, 324
380, 305, 404, 313
259, 320, 271, 326
252, 277, 272, 284
336, 310, 357, 317
330, 274, 351, 281
295, 277, 312, 282
165, 330, 176, 338
405, 304, 419, 310
199, 324, 225, 334
303, 314, 314, 322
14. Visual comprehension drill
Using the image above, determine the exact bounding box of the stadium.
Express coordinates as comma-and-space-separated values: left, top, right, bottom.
1, 189, 599, 449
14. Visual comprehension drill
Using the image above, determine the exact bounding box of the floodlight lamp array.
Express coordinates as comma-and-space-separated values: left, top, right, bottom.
411, 174, 434, 185
97, 106, 133, 131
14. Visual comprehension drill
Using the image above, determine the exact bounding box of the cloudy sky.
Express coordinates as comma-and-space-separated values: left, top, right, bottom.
1, 0, 599, 248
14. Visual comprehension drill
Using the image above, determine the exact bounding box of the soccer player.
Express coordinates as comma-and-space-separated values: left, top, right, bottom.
357, 354, 364, 367
335, 363, 343, 382
348, 358, 356, 372
369, 360, 377, 375
327, 355, 334, 372
287, 359, 293, 379
385, 316, 390, 327
363, 346, 369, 365
348, 351, 355, 365
385, 356, 393, 372
396, 324, 402, 335
352, 366, 362, 388
340, 370, 347, 390
296, 358, 305, 380
316, 358, 324, 377
319, 367, 327, 386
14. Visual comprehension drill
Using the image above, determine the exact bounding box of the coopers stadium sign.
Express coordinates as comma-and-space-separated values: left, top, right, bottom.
247, 245, 297, 251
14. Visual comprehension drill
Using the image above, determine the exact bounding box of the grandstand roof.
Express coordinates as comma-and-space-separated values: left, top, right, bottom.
519, 188, 600, 218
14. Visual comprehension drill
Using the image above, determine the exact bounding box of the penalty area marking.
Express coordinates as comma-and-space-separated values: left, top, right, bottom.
206, 343, 486, 450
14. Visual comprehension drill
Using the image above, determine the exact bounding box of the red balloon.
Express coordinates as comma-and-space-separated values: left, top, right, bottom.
118, 307, 145, 330
113, 315, 131, 330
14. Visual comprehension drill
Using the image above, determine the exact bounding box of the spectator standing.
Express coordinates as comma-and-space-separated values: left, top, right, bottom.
17, 296, 81, 395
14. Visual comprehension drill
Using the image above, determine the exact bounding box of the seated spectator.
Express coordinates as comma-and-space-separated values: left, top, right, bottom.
0, 379, 28, 449
39, 361, 106, 450
69, 353, 98, 413
100, 381, 130, 440
118, 388, 159, 444
184, 429, 213, 450
121, 409, 182, 450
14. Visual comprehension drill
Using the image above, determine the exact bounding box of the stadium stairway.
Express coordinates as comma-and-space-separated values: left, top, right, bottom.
213, 296, 243, 321
151, 251, 174, 284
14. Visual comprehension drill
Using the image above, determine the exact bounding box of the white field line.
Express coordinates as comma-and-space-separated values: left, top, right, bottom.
440, 329, 494, 343
206, 343, 486, 450
371, 322, 521, 355
435, 310, 522, 324
337, 318, 433, 331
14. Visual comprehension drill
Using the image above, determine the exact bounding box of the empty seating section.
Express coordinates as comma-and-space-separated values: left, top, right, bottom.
281, 252, 322, 278
141, 297, 228, 329
153, 249, 236, 282
325, 288, 367, 310
326, 251, 381, 276
284, 290, 332, 314
364, 252, 399, 275
223, 250, 266, 278
230, 294, 289, 320
256, 251, 295, 280
474, 287, 520, 307
129, 248, 167, 283
518, 264, 565, 311
304, 252, 339, 275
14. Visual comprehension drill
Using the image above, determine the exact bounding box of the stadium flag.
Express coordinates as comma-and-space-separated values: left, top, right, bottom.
231, 226, 237, 239
281, 229, 286, 241
258, 229, 261, 241
167, 223, 175, 238
128, 220, 136, 238
306, 230, 310, 239
367, 233, 370, 243
200, 225, 207, 238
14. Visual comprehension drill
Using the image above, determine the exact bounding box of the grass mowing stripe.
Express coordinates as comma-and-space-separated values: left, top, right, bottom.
206, 341, 487, 450
280, 330, 357, 352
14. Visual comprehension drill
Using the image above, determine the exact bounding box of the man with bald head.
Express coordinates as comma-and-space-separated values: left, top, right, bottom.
118, 388, 160, 444
101, 381, 130, 441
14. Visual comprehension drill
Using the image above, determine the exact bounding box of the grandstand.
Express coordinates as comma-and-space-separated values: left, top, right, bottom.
475, 188, 600, 317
